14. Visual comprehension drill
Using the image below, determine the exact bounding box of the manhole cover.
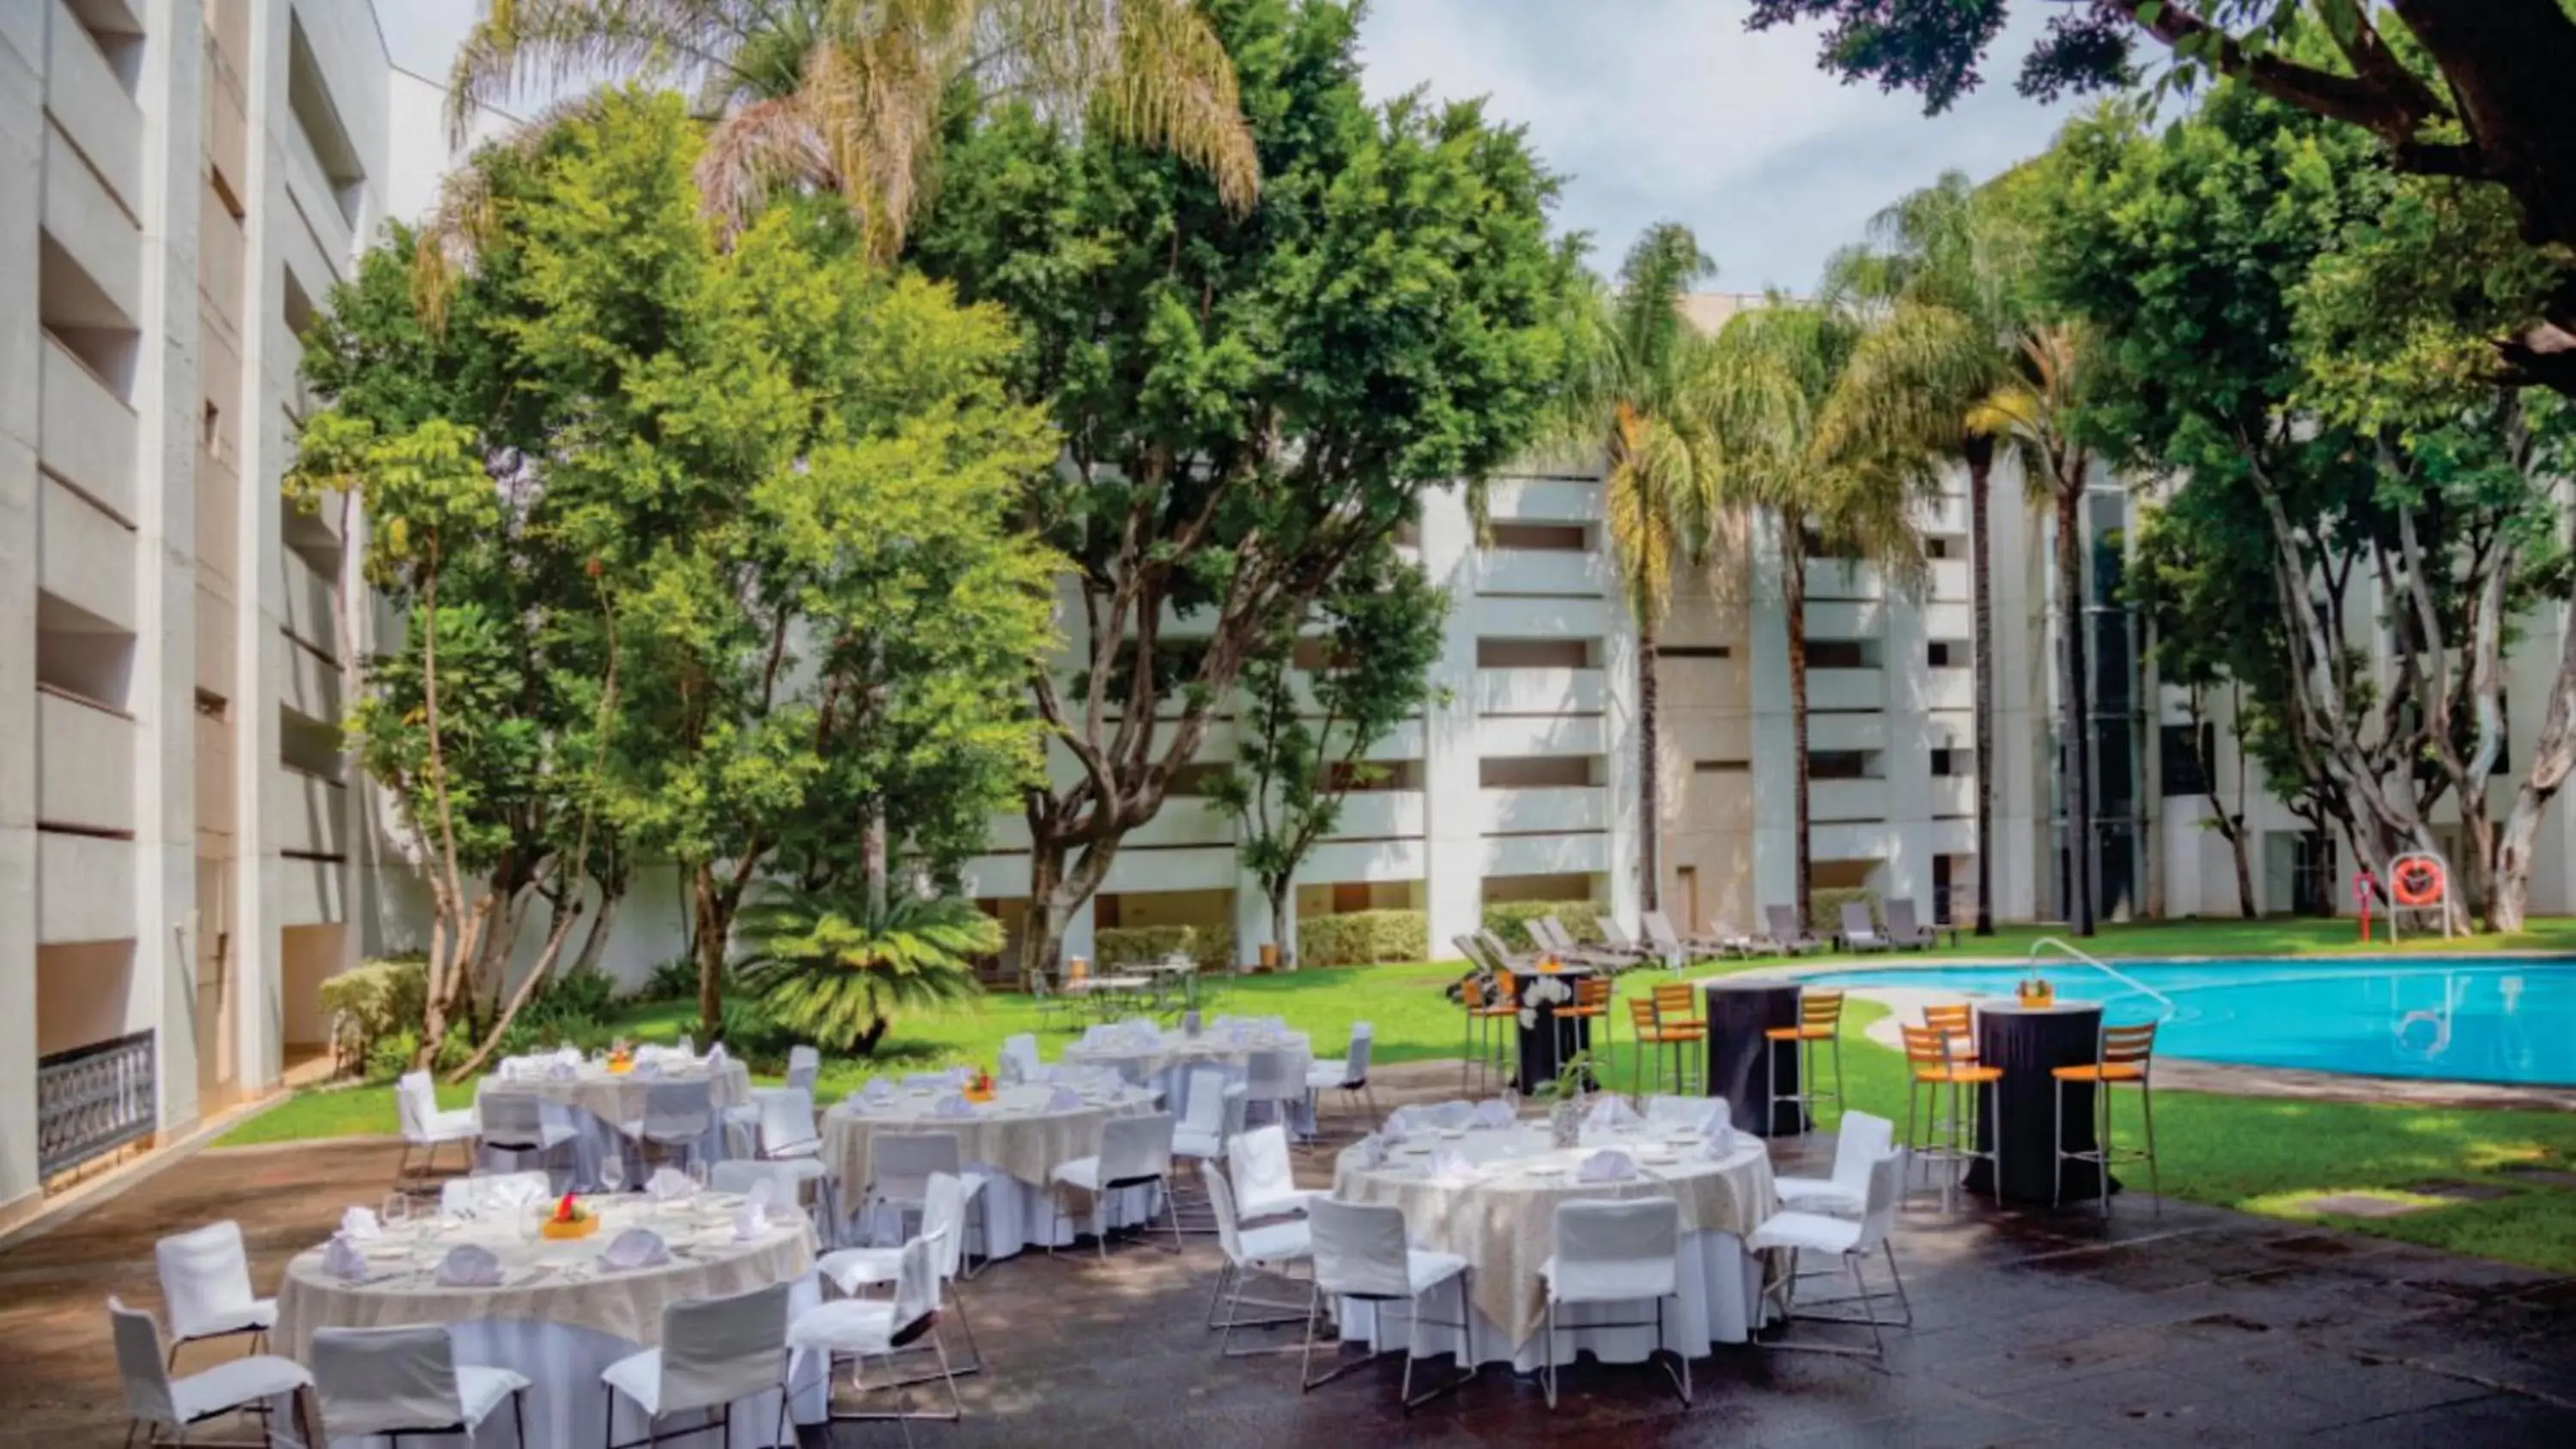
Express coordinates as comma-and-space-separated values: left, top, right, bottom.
2294, 1192, 2436, 1219
2403, 1179, 2518, 1203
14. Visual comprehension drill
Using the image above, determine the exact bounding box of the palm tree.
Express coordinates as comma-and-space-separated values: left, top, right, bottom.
431, 0, 1258, 282
1541, 224, 1727, 914
1706, 298, 1940, 920
1818, 172, 2026, 937
733, 882, 998, 1053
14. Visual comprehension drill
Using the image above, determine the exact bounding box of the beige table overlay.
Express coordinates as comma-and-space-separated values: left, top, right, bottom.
1334, 1122, 1777, 1349
477, 1058, 754, 1136
275, 1194, 815, 1361
823, 1082, 1160, 1192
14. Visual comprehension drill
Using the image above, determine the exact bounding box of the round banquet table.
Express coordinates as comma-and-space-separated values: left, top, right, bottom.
823, 1082, 1164, 1256
1061, 1028, 1315, 1133
477, 1058, 753, 1187
1699, 979, 1806, 1137
276, 1193, 821, 1446
1965, 999, 2117, 1205
1510, 965, 1600, 1095
1330, 1121, 1777, 1371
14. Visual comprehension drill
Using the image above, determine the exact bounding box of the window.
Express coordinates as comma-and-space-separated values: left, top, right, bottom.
1928, 641, 1955, 668
1480, 756, 1593, 789
2160, 723, 2214, 797
1477, 638, 1591, 669
1808, 750, 1871, 781
1927, 537, 1952, 560
1929, 749, 1956, 778
1803, 640, 1868, 670
1485, 523, 1589, 551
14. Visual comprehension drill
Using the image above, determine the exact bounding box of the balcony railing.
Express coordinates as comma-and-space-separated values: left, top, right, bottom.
41, 336, 137, 522
38, 1029, 155, 1179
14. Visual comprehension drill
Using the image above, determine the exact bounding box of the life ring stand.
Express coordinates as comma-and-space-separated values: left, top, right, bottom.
2391, 857, 2445, 907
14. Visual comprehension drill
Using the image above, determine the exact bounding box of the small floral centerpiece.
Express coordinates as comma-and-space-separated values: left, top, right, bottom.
2014, 972, 2056, 1008
1542, 1051, 1594, 1149
963, 1067, 997, 1103
540, 1191, 599, 1240
605, 1039, 635, 1074
1537, 951, 1562, 975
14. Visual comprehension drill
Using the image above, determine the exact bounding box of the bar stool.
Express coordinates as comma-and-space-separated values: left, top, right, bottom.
1459, 972, 1517, 1090
1923, 1003, 1977, 1062
1625, 997, 1700, 1100
1899, 1023, 2001, 1212
1649, 983, 1708, 1094
2052, 1022, 2160, 1214
1761, 988, 1845, 1132
1551, 975, 1610, 1073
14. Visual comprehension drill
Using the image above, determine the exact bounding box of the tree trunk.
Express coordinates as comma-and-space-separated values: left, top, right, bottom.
447, 883, 593, 1082
1784, 540, 1813, 920
1966, 436, 1996, 937
2055, 480, 2096, 935
1637, 623, 1662, 914
2227, 827, 2258, 919
691, 864, 731, 1043
1267, 878, 1295, 970
2490, 616, 2576, 932
1017, 834, 1125, 986
863, 803, 890, 918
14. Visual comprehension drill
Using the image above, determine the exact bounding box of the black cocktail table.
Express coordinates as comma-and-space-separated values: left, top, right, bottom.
1700, 978, 1806, 1136
1965, 999, 2117, 1204
1513, 965, 1600, 1094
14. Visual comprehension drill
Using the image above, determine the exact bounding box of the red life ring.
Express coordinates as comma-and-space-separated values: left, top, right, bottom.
2391, 858, 2445, 907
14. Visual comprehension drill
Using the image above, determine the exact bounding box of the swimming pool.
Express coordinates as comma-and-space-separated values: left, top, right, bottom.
1799, 959, 2576, 1088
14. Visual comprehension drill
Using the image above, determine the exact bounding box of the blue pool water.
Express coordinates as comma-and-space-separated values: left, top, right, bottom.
1800, 960, 2576, 1088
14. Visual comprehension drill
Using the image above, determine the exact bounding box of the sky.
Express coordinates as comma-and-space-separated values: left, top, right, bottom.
373, 0, 2075, 294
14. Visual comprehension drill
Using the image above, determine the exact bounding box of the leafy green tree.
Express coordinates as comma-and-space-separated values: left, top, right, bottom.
733, 885, 998, 1053
1704, 298, 1941, 919
440, 0, 1257, 269
2128, 502, 2272, 916
909, 0, 1570, 979
1741, 0, 2576, 398
1541, 224, 1725, 913
1211, 545, 1447, 966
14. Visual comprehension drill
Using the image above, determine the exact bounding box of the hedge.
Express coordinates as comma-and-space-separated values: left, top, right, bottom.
1094, 923, 1236, 973
1480, 900, 1607, 953
1296, 909, 1427, 967
320, 956, 426, 1073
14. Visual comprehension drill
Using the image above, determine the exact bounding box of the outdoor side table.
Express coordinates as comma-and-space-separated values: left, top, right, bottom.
1966, 999, 2116, 1205
1700, 978, 1806, 1137
1512, 964, 1599, 1094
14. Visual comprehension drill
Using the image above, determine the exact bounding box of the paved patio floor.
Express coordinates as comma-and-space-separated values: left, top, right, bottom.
4, 1063, 2574, 1447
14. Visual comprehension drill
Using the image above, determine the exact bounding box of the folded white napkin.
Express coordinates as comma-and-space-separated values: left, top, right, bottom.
1427, 1100, 1474, 1130
734, 1180, 777, 1241
339, 1206, 381, 1240
634, 1045, 665, 1065
548, 1060, 579, 1082
1703, 1126, 1741, 1159
1381, 1117, 1412, 1147
1045, 1086, 1082, 1111
322, 1234, 368, 1281
435, 1244, 505, 1288
1577, 1149, 1638, 1183
600, 1228, 669, 1270
1469, 1099, 1516, 1130
631, 1059, 665, 1081
483, 1176, 546, 1211
705, 1044, 730, 1070
1585, 1095, 1642, 1132
1352, 1133, 1388, 1169
1426, 1149, 1479, 1186
931, 1093, 975, 1118
646, 1167, 696, 1203
675, 1034, 695, 1058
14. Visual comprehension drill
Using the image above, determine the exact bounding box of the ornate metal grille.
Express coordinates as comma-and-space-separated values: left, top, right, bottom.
38, 1030, 156, 1179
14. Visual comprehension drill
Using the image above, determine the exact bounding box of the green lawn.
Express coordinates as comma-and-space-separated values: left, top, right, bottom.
213, 917, 2576, 1273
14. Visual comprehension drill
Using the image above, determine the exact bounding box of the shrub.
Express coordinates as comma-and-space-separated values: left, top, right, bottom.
322, 956, 427, 1076
1811, 886, 1881, 936
1095, 923, 1240, 973
639, 956, 703, 1003
1296, 910, 1427, 967
535, 963, 620, 1022
361, 1023, 474, 1085
1481, 900, 1606, 953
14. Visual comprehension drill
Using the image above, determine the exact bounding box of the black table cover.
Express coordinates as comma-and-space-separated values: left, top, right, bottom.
1965, 1000, 2118, 1205
1701, 979, 1807, 1137
1513, 966, 1600, 1094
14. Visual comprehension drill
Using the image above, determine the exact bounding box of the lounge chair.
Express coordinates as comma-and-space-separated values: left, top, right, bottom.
1594, 917, 1663, 967
1764, 904, 1826, 955
1533, 915, 1630, 971
1883, 897, 1939, 949
1838, 900, 1890, 952
1474, 929, 1538, 973
1643, 909, 1747, 963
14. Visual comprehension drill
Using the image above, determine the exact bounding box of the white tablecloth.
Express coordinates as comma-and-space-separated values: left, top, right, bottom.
1062, 1030, 1315, 1133
276, 1195, 821, 1446
477, 1061, 753, 1188
1330, 1124, 1777, 1370
825, 1084, 1167, 1257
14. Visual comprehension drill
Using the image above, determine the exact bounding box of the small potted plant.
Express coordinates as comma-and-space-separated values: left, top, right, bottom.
1540, 1051, 1595, 1149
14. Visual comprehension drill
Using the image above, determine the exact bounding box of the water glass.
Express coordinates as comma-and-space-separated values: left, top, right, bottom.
381, 1191, 411, 1229
598, 1155, 627, 1195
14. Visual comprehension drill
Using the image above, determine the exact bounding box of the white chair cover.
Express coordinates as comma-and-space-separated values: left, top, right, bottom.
1228, 1125, 1305, 1217
312, 1325, 470, 1436
785, 1046, 821, 1094
1550, 1198, 1682, 1305
1096, 1113, 1175, 1188
655, 1282, 791, 1420
108, 1298, 181, 1426
999, 1034, 1042, 1086
758, 1088, 823, 1157
870, 1132, 963, 1206
154, 1221, 264, 1343
1307, 1198, 1414, 1301
642, 1081, 715, 1148
477, 1091, 556, 1151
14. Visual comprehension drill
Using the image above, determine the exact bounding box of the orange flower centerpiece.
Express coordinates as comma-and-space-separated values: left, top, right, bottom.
540, 1191, 599, 1240
2014, 972, 2056, 1008
963, 1068, 997, 1104
605, 1042, 635, 1075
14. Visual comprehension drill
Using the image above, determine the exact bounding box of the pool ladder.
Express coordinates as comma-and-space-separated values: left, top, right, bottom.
2027, 937, 2178, 1021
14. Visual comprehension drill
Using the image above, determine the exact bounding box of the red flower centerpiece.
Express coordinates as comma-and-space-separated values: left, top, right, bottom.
541, 1191, 599, 1240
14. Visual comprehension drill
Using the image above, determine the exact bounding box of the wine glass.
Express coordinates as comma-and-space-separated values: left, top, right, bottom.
598, 1153, 627, 1196
380, 1191, 412, 1232
689, 1159, 711, 1197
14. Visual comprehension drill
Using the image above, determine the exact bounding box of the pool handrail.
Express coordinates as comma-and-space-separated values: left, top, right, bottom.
2027, 937, 2178, 1021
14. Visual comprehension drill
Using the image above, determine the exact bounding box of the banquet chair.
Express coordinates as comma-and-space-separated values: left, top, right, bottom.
153, 1220, 277, 1367
474, 1091, 579, 1188
601, 1281, 793, 1448
1229, 1125, 1323, 1223
1540, 1197, 1691, 1410
1242, 1048, 1306, 1136
1205, 1165, 1314, 1357
638, 1080, 715, 1175
998, 1034, 1042, 1087
1048, 1113, 1179, 1258
1772, 1112, 1895, 1217
1304, 1022, 1378, 1131
1747, 1149, 1913, 1365
1901, 1023, 2001, 1211
312, 1323, 531, 1445
817, 1172, 983, 1381
2053, 1022, 2161, 1214
438, 1170, 554, 1219
109, 1296, 313, 1449
860, 1132, 994, 1276
787, 1231, 962, 1432
1299, 1197, 1474, 1413
732, 1046, 822, 1137
394, 1070, 480, 1191
1643, 1094, 1719, 1129
1170, 1065, 1242, 1230
755, 1087, 843, 1247
710, 1158, 810, 1200
1764, 989, 1848, 1134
